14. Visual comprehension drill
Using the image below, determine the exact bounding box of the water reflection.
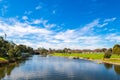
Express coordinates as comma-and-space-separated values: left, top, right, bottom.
104, 63, 120, 76
104, 63, 113, 69
1, 55, 120, 80
0, 62, 20, 80
114, 65, 120, 75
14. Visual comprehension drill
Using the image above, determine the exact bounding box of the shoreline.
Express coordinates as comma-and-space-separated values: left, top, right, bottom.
0, 56, 30, 67
77, 57, 120, 66
52, 55, 120, 66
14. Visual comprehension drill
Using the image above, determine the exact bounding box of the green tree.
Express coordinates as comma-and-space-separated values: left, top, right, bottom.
113, 44, 120, 55
104, 48, 112, 58
8, 48, 15, 58
38, 47, 48, 55
0, 36, 34, 59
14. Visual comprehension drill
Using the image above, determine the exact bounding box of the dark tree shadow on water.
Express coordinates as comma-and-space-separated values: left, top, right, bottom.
104, 63, 113, 69
114, 65, 120, 75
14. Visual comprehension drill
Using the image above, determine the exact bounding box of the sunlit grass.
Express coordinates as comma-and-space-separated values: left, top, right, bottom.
52, 53, 120, 60
52, 53, 104, 60
0, 57, 8, 61
111, 54, 120, 58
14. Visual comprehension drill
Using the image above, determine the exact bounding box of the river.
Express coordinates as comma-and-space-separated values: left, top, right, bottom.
0, 55, 120, 80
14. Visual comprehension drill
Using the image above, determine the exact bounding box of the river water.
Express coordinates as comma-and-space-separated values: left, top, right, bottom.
0, 55, 120, 80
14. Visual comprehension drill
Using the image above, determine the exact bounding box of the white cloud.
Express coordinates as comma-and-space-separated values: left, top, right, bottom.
54, 30, 76, 42
24, 11, 32, 15
98, 23, 108, 27
22, 16, 28, 20
105, 34, 120, 42
35, 5, 42, 10
32, 19, 42, 24
44, 24, 56, 29
79, 19, 99, 34
1, 5, 8, 16
104, 17, 116, 22
0, 17, 118, 49
0, 18, 53, 38
32, 19, 56, 29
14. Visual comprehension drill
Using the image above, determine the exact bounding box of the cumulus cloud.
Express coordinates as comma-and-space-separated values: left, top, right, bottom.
0, 18, 53, 38
105, 34, 120, 42
0, 17, 118, 49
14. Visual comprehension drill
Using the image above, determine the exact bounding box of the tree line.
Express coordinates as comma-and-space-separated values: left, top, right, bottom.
36, 47, 108, 55
0, 36, 34, 61
36, 44, 120, 59
104, 44, 120, 58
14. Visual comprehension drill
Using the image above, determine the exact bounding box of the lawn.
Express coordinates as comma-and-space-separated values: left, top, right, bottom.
52, 53, 120, 62
52, 53, 105, 60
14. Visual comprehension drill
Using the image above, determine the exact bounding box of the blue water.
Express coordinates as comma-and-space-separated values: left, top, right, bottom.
1, 55, 120, 80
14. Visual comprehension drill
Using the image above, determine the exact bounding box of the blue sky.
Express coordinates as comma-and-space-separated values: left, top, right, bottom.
0, 0, 120, 49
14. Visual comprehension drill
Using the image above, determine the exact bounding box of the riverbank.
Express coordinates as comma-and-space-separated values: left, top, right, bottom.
0, 55, 30, 67
0, 57, 8, 66
51, 53, 120, 65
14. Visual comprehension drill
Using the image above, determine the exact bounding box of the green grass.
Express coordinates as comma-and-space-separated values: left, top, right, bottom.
52, 53, 105, 60
111, 54, 120, 58
104, 59, 120, 63
52, 53, 120, 65
0, 57, 8, 62
52, 53, 120, 60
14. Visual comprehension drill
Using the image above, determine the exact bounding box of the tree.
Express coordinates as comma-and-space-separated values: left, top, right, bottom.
63, 48, 71, 53
113, 44, 120, 55
8, 48, 15, 58
101, 48, 107, 52
0, 36, 34, 59
37, 47, 48, 55
104, 48, 112, 58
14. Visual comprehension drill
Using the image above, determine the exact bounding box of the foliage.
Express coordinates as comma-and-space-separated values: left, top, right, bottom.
104, 48, 112, 58
37, 47, 48, 55
113, 44, 120, 55
0, 36, 34, 60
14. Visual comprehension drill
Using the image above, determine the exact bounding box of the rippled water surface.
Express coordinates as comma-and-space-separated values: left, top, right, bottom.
1, 55, 120, 80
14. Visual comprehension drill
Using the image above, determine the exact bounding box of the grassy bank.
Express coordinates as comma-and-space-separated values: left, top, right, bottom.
51, 53, 120, 65
0, 55, 30, 66
52, 53, 104, 60
0, 57, 8, 64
